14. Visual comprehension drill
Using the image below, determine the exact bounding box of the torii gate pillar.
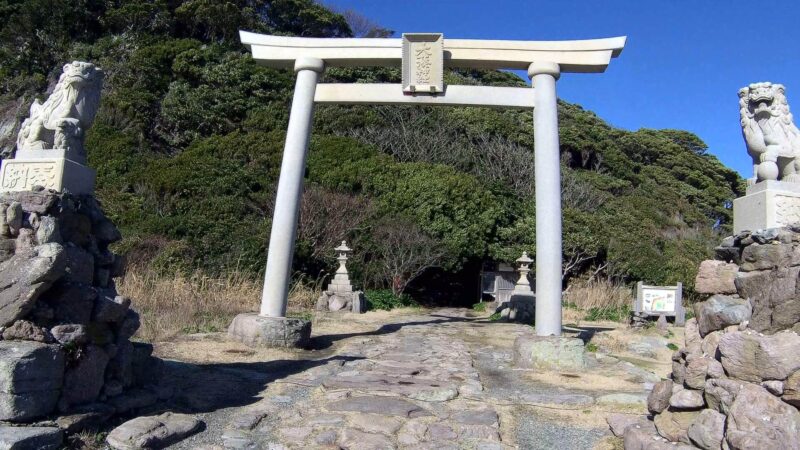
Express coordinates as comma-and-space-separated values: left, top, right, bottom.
529, 61, 562, 336
260, 57, 324, 318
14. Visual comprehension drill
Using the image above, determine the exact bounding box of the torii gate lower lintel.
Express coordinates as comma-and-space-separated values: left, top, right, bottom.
231, 31, 626, 345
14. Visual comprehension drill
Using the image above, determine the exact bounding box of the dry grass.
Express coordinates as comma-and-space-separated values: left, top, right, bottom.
564, 279, 632, 310
563, 278, 633, 323
119, 265, 320, 342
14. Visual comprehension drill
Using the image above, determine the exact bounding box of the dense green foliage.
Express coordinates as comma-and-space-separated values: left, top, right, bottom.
0, 0, 744, 299
365, 289, 419, 311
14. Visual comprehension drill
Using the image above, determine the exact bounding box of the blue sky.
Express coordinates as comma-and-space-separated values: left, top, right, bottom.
325, 0, 800, 178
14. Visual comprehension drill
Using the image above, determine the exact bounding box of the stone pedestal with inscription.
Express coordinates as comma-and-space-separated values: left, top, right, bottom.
733, 180, 800, 233
0, 150, 95, 195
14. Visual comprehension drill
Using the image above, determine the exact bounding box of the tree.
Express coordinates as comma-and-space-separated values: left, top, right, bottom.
369, 219, 445, 296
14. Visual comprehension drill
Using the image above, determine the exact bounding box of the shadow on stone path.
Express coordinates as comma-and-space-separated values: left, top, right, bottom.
152, 308, 654, 449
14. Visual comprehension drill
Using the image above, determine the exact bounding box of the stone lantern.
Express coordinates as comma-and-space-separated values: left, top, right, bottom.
501, 251, 536, 323
514, 251, 533, 295
316, 241, 364, 313
335, 241, 352, 276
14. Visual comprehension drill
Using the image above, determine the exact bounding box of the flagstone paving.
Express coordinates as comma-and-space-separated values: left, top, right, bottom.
159, 309, 663, 449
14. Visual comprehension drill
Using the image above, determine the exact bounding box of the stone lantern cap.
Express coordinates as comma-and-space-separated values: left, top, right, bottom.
335, 241, 351, 253
516, 251, 533, 265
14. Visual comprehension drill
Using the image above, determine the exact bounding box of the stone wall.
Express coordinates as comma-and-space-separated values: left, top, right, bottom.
618, 227, 800, 449
0, 189, 160, 425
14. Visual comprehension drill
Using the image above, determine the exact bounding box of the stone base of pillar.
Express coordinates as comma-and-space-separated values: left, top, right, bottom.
733, 180, 800, 233
0, 155, 96, 195
227, 313, 311, 348
513, 334, 585, 371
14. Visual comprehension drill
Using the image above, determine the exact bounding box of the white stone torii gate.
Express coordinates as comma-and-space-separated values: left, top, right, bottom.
231, 30, 625, 346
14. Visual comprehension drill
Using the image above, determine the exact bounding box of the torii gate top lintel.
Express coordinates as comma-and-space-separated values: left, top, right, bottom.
240, 30, 626, 73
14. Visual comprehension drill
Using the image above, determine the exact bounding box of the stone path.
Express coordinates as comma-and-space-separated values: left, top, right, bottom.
160, 309, 659, 449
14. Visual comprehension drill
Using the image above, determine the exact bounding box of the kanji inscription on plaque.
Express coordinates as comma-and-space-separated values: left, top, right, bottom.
1, 161, 58, 190
402, 33, 444, 94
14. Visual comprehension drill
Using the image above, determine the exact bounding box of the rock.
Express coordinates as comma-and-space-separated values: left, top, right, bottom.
227, 313, 310, 348
669, 388, 705, 409
700, 330, 723, 358
735, 266, 800, 334
58, 212, 91, 246
0, 426, 63, 449
648, 380, 673, 414
693, 295, 751, 336
117, 310, 141, 341
55, 403, 114, 432
683, 355, 709, 390
5, 202, 22, 235
106, 412, 203, 450
704, 378, 745, 414
131, 343, 160, 386
451, 409, 498, 426
622, 421, 659, 450
93, 219, 121, 244
326, 395, 425, 417
338, 428, 394, 450
60, 345, 109, 407
1, 320, 53, 343
606, 413, 649, 437
0, 244, 66, 327
695, 260, 738, 294
761, 380, 784, 396
427, 422, 457, 440
107, 341, 133, 386
0, 341, 64, 421
653, 409, 699, 444
64, 245, 94, 285
92, 293, 130, 323
687, 409, 725, 450
348, 413, 402, 434
715, 246, 740, 264
706, 358, 725, 379
50, 324, 88, 346
107, 388, 157, 414
726, 384, 800, 450
683, 317, 703, 346
0, 192, 57, 215
596, 393, 647, 406
718, 330, 800, 382
45, 283, 96, 325
0, 239, 14, 263
35, 216, 61, 244
14, 229, 34, 253
513, 335, 585, 371
739, 242, 794, 271
783, 370, 800, 407
751, 228, 782, 244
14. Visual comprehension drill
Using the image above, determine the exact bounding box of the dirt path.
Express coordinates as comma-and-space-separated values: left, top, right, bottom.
147, 308, 666, 449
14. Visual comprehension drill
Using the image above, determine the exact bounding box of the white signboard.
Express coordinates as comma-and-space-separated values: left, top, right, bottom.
641, 288, 676, 313
635, 281, 685, 326
402, 33, 444, 94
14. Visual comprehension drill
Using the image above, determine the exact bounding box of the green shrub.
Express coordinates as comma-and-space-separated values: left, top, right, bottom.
667, 343, 680, 351
365, 289, 419, 311
472, 302, 487, 312
488, 312, 502, 321
586, 342, 599, 352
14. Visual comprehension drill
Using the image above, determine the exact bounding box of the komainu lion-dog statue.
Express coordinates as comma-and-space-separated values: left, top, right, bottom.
740, 82, 800, 185
16, 61, 104, 162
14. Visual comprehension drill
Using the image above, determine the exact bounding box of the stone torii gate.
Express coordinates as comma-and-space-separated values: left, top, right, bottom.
228, 30, 626, 348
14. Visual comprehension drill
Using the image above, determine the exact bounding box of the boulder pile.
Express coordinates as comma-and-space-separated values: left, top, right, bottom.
616, 227, 800, 449
0, 189, 161, 428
